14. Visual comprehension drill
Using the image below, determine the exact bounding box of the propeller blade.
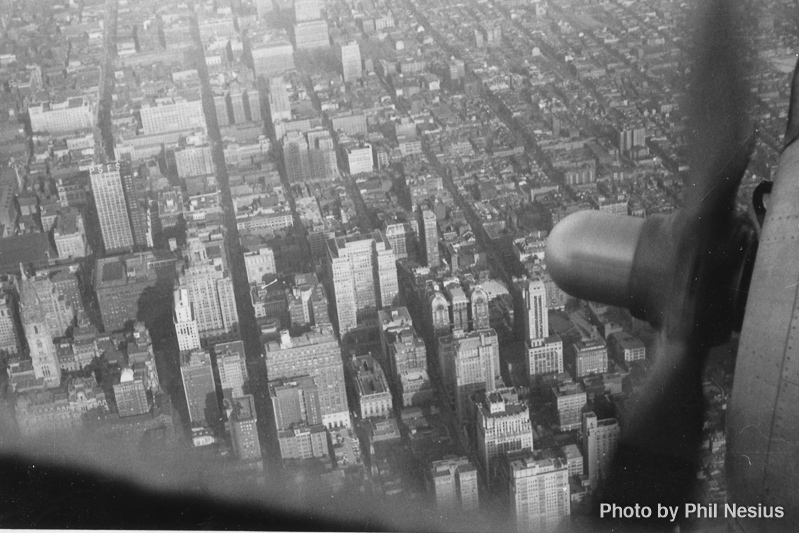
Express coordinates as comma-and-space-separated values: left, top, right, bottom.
683, 0, 754, 216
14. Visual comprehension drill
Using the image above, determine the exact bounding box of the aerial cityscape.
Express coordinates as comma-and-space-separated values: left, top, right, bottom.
0, 0, 795, 530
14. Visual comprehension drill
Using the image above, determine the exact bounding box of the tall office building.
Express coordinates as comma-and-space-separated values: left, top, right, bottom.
90, 161, 135, 253
269, 375, 322, 429
570, 338, 608, 378
503, 451, 570, 533
174, 287, 201, 352
26, 272, 74, 339
282, 130, 310, 183
179, 238, 239, 339
528, 334, 564, 376
227, 88, 248, 124
264, 328, 349, 428
339, 41, 362, 82
343, 142, 373, 175
327, 232, 398, 334
476, 388, 533, 481
180, 349, 219, 426
306, 129, 338, 182
429, 289, 451, 336
439, 328, 500, 422
553, 381, 587, 431
214, 340, 248, 398
229, 395, 261, 461
419, 208, 439, 268
582, 412, 620, 489
114, 367, 150, 417
525, 276, 564, 377
470, 286, 490, 330
446, 283, 469, 331
0, 293, 19, 355
120, 162, 148, 249
383, 222, 413, 261
19, 270, 61, 388
246, 88, 262, 123
430, 456, 480, 512
524, 277, 548, 343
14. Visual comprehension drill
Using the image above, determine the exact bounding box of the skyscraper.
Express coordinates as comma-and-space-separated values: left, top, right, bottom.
174, 287, 201, 352
429, 289, 451, 336
327, 232, 398, 334
470, 286, 490, 330
502, 451, 570, 533
570, 338, 608, 378
90, 161, 134, 253
214, 340, 248, 398
228, 394, 261, 461
120, 162, 148, 249
306, 129, 338, 182
264, 328, 349, 428
0, 293, 19, 356
179, 238, 239, 340
19, 270, 60, 388
419, 208, 439, 268
582, 412, 620, 489
339, 41, 362, 82
180, 349, 219, 426
282, 130, 310, 183
476, 388, 533, 480
525, 276, 564, 378
439, 328, 500, 422
524, 277, 548, 343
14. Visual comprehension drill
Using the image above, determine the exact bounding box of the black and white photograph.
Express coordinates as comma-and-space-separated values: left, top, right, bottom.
0, 0, 796, 531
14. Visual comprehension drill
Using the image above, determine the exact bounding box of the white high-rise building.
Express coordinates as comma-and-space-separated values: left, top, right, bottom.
439, 328, 500, 422
419, 208, 439, 268
293, 20, 329, 50
180, 238, 240, 339
524, 277, 548, 343
174, 287, 201, 352
343, 143, 373, 175
90, 161, 135, 254
476, 388, 533, 481
340, 41, 362, 82
582, 412, 620, 489
503, 451, 570, 533
327, 231, 398, 334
